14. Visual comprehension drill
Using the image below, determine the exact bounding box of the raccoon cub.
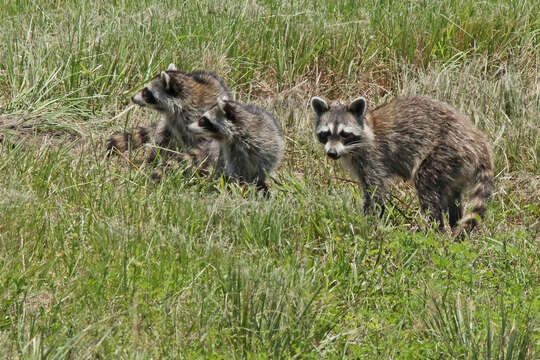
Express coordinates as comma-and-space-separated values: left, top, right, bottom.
311, 95, 494, 236
188, 97, 284, 192
107, 64, 232, 172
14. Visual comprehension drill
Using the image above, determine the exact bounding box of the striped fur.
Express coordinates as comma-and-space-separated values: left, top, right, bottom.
311, 95, 494, 237
106, 125, 152, 155
107, 64, 231, 173
455, 161, 494, 236
188, 97, 284, 193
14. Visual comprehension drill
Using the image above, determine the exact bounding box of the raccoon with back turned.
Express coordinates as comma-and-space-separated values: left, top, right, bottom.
188, 96, 284, 193
106, 64, 231, 172
311, 95, 494, 236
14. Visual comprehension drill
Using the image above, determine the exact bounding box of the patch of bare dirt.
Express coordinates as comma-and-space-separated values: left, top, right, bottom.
0, 115, 82, 151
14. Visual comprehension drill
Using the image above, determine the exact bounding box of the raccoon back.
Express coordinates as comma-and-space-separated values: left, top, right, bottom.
366, 96, 490, 182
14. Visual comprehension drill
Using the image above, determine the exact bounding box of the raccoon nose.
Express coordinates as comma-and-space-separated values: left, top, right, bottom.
327, 149, 340, 159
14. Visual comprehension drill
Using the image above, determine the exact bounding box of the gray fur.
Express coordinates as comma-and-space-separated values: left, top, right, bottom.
107, 65, 231, 172
188, 99, 284, 191
311, 95, 494, 236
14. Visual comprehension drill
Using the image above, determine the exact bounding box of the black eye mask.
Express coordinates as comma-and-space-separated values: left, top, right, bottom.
199, 116, 220, 133
340, 131, 359, 144
317, 131, 330, 144
142, 88, 157, 104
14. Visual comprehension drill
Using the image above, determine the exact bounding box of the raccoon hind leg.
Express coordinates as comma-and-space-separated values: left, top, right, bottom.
416, 187, 444, 230
414, 158, 446, 230
447, 190, 463, 229
361, 179, 387, 218
415, 144, 467, 231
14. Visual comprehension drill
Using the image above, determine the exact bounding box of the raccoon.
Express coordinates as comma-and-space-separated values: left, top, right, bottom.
187, 97, 284, 192
311, 95, 494, 236
106, 64, 232, 172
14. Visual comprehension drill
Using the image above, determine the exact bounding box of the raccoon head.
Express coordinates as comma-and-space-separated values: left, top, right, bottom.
131, 63, 186, 113
187, 96, 235, 141
311, 96, 371, 160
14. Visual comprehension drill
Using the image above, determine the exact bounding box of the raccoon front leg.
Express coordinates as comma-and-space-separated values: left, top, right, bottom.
361, 179, 387, 217
255, 171, 271, 197
143, 123, 173, 163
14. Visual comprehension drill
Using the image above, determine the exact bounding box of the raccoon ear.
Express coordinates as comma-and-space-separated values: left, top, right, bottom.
216, 96, 228, 113
216, 95, 230, 111
160, 71, 172, 90
348, 97, 367, 123
167, 63, 177, 71
218, 94, 230, 102
311, 97, 329, 117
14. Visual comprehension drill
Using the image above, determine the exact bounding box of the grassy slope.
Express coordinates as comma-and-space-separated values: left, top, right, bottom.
0, 0, 538, 358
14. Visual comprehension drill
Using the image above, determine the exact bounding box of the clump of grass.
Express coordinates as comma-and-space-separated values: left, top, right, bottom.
421, 294, 534, 359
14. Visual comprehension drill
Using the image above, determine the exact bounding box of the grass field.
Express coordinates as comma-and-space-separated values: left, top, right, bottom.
0, 0, 539, 358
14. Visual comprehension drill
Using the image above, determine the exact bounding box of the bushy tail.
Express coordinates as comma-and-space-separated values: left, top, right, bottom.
454, 162, 494, 237
106, 126, 220, 180
106, 126, 152, 155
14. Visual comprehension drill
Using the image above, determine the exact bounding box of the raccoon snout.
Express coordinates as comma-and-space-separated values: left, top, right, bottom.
327, 149, 340, 159
187, 122, 201, 133
131, 95, 145, 107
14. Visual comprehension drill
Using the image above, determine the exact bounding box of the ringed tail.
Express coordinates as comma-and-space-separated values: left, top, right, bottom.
106, 126, 151, 155
455, 161, 494, 236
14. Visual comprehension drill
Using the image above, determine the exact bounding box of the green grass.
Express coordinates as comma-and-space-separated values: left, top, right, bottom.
0, 0, 539, 358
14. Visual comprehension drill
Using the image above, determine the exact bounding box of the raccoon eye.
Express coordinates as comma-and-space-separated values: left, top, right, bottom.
199, 116, 219, 133
317, 131, 330, 144
199, 116, 211, 127
142, 88, 157, 104
340, 131, 357, 144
